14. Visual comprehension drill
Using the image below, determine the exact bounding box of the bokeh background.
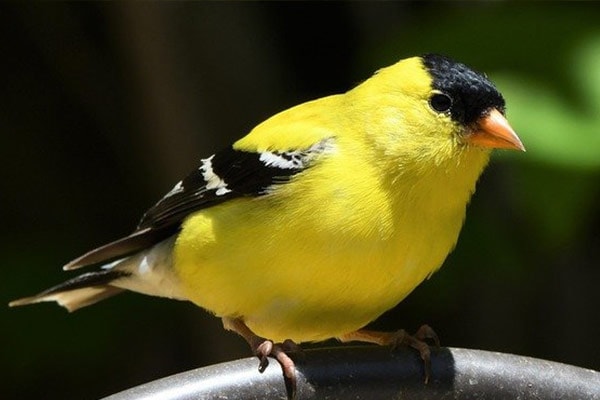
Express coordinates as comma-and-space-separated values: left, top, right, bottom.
3, 3, 599, 399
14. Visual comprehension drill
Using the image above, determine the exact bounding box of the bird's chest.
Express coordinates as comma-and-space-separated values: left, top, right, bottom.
174, 177, 466, 342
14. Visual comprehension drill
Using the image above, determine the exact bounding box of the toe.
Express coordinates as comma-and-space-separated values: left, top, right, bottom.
415, 324, 440, 347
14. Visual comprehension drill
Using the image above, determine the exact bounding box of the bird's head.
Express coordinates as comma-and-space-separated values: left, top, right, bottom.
350, 54, 524, 173
421, 53, 524, 152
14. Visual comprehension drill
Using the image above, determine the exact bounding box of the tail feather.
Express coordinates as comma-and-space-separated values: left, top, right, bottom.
63, 226, 176, 271
9, 270, 129, 312
10, 237, 182, 311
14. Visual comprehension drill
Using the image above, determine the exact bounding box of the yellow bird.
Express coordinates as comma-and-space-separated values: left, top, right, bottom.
11, 54, 524, 386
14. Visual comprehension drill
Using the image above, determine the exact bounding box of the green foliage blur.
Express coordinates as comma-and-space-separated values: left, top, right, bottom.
2, 3, 599, 399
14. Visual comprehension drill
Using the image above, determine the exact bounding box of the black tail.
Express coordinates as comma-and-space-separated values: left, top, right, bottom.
9, 269, 130, 312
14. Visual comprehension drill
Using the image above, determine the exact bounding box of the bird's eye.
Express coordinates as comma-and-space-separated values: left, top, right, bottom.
429, 93, 453, 113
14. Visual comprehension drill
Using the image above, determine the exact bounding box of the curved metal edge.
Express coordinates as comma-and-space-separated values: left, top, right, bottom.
101, 347, 600, 400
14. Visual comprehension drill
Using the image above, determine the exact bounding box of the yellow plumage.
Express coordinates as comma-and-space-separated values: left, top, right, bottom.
175, 57, 491, 342
10, 54, 524, 382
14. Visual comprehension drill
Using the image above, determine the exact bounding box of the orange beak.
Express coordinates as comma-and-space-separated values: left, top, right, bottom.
466, 108, 525, 151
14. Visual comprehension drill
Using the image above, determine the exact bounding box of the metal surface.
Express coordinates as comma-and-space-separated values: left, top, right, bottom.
102, 346, 600, 400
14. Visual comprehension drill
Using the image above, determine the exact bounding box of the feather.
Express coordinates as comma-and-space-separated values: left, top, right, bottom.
9, 270, 128, 312
64, 141, 332, 271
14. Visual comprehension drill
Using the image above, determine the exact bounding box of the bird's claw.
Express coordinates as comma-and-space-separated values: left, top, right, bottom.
254, 339, 299, 378
414, 324, 440, 348
253, 338, 299, 398
388, 324, 439, 384
339, 324, 440, 384
222, 318, 300, 398
255, 340, 273, 372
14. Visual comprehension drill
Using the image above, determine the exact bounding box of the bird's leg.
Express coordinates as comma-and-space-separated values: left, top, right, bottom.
338, 324, 440, 383
222, 317, 299, 396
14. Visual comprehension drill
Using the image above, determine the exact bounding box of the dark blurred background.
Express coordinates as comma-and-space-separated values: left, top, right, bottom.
3, 3, 599, 399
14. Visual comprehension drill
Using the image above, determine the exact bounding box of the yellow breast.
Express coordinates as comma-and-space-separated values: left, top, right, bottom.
173, 140, 489, 342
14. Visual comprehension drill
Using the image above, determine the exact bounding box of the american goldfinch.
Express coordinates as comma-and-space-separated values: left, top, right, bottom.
11, 54, 524, 388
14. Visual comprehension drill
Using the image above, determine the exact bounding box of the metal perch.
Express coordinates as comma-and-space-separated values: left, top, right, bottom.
103, 346, 600, 400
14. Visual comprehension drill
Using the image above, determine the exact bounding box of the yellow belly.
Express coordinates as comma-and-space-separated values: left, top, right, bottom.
172, 143, 488, 343
173, 185, 464, 343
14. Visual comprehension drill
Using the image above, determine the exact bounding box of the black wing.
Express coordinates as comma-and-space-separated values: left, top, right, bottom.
65, 139, 334, 270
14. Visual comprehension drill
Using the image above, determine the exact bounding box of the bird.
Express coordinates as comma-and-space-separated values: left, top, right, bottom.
10, 54, 524, 391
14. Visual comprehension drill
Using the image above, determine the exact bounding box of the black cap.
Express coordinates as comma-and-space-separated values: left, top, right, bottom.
422, 54, 505, 126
